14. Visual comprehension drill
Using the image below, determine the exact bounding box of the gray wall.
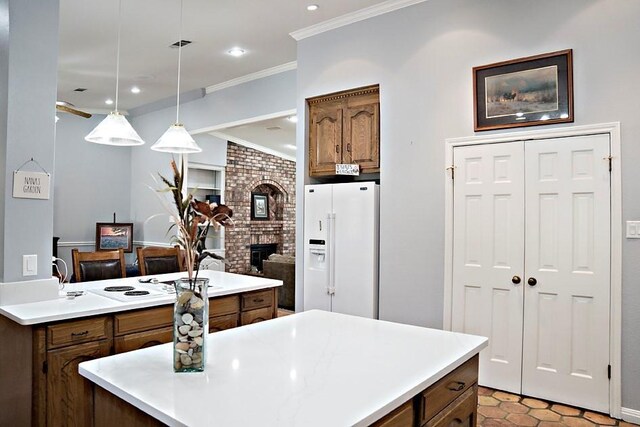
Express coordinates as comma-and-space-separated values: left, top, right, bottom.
53, 114, 132, 269
0, 0, 58, 282
295, 0, 640, 410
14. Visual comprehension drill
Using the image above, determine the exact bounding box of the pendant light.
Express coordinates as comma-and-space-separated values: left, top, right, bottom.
85, 0, 144, 146
151, 0, 202, 154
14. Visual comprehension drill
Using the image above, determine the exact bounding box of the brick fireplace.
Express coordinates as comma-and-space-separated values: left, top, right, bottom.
224, 142, 295, 274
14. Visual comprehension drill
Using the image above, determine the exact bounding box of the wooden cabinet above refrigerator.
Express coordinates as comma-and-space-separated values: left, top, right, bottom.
307, 85, 380, 177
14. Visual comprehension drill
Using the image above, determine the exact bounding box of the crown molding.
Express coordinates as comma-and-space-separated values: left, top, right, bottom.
290, 0, 428, 41
205, 61, 297, 94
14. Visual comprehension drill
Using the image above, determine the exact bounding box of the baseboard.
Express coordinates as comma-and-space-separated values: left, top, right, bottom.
621, 407, 640, 424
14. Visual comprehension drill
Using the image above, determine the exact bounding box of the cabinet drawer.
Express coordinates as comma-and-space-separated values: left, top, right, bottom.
419, 355, 478, 425
240, 307, 273, 325
210, 295, 239, 316
114, 306, 173, 336
424, 385, 477, 427
241, 289, 273, 311
371, 400, 414, 427
114, 327, 173, 354
209, 313, 238, 333
47, 316, 112, 349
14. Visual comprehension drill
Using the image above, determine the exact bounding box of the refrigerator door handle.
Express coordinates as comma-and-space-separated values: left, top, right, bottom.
326, 213, 333, 295
328, 213, 336, 295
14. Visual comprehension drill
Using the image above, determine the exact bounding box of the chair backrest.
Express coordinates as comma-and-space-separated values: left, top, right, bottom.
72, 248, 126, 282
136, 246, 183, 276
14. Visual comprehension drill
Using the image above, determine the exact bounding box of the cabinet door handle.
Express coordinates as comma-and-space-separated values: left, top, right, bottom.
447, 381, 465, 391
528, 277, 538, 286
71, 330, 89, 337
335, 144, 339, 153
346, 143, 351, 152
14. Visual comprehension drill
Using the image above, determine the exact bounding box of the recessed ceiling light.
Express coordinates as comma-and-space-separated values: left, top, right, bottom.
105, 99, 114, 105
227, 47, 246, 57
307, 4, 319, 11
285, 144, 297, 150
131, 86, 141, 94
286, 115, 298, 123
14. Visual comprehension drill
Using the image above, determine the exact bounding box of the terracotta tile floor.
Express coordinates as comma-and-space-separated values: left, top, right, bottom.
478, 387, 637, 426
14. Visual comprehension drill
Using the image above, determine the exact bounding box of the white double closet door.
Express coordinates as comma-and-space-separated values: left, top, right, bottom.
451, 134, 611, 412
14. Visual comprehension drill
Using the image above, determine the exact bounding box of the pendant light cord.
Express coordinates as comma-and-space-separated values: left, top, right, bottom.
176, 0, 183, 124
114, 0, 122, 112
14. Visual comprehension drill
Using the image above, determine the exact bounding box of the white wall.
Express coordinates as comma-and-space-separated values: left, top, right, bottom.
53, 114, 133, 269
295, 0, 640, 411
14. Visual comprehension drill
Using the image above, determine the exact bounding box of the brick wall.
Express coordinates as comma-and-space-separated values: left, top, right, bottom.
224, 142, 296, 273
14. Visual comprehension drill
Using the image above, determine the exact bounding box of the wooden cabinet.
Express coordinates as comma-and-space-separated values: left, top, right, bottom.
43, 316, 113, 427
308, 85, 380, 176
369, 355, 479, 427
240, 288, 276, 326
46, 340, 111, 426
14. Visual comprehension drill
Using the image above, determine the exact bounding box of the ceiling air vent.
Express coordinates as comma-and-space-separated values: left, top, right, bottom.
170, 40, 192, 48
73, 88, 87, 92
266, 126, 281, 131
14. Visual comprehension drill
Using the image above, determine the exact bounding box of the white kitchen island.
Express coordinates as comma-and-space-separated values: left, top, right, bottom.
80, 310, 487, 427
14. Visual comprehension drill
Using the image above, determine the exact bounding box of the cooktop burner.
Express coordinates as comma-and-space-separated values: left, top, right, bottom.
104, 286, 135, 292
124, 290, 150, 296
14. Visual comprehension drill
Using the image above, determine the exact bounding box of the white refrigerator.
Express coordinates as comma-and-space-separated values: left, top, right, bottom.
303, 182, 379, 319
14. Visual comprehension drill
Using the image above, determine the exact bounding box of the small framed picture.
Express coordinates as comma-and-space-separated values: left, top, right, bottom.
251, 193, 269, 220
473, 49, 573, 131
95, 223, 133, 252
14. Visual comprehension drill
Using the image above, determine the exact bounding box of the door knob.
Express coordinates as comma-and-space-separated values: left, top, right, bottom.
528, 277, 538, 286
511, 276, 521, 285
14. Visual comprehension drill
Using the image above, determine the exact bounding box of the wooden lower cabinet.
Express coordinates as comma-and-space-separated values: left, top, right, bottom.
114, 326, 174, 353
370, 355, 479, 427
46, 339, 111, 427
209, 313, 238, 333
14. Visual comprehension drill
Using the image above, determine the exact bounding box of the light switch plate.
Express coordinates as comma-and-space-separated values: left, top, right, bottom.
626, 221, 640, 239
23, 254, 37, 276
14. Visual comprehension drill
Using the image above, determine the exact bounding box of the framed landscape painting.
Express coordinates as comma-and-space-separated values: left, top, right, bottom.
251, 193, 269, 220
95, 223, 133, 252
473, 49, 573, 131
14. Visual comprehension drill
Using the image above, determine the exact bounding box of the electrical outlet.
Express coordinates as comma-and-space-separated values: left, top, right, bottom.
23, 254, 37, 276
626, 221, 640, 239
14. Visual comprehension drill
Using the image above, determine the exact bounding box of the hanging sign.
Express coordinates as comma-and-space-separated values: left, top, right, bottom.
13, 171, 51, 200
336, 164, 360, 176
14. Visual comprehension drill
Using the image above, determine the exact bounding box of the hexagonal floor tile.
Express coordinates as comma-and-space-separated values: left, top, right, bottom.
550, 404, 581, 416
492, 391, 520, 402
521, 397, 549, 409
499, 401, 529, 414
482, 419, 513, 427
530, 408, 562, 421
479, 405, 508, 419
505, 413, 538, 426
583, 411, 617, 425
562, 416, 596, 427
479, 396, 500, 406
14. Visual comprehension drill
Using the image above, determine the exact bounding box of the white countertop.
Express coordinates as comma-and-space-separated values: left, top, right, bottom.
0, 270, 281, 325
79, 310, 488, 427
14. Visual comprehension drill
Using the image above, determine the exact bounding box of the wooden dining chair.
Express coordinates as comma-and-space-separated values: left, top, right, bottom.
71, 248, 126, 282
136, 246, 183, 276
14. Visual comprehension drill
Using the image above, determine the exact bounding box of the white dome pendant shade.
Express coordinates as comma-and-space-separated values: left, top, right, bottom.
85, 112, 144, 146
151, 0, 201, 154
85, 0, 145, 147
150, 123, 201, 153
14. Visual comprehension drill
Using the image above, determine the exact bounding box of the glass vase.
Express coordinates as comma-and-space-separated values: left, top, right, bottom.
173, 277, 209, 372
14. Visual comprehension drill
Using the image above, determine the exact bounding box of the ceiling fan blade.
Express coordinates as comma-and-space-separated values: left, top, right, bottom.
56, 104, 92, 118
